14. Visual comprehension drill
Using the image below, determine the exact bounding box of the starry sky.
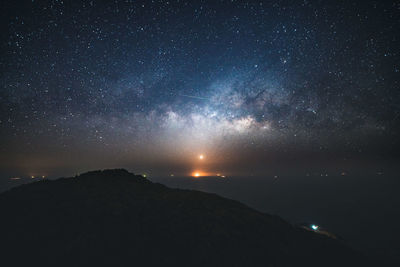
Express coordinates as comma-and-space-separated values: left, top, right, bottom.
1, 0, 399, 177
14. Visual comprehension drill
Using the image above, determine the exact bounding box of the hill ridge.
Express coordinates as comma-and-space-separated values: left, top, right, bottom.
0, 169, 372, 267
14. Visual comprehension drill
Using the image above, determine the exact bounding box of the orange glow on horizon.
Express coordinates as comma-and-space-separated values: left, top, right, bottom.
191, 171, 226, 177
192, 171, 204, 177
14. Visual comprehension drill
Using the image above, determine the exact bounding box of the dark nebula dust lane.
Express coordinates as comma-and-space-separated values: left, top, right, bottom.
1, 1, 399, 176
1, 2, 400, 266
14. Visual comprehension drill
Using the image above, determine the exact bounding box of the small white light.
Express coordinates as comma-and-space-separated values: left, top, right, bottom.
311, 224, 319, 230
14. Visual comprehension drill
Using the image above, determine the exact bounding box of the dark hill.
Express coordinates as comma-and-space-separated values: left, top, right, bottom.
0, 169, 372, 266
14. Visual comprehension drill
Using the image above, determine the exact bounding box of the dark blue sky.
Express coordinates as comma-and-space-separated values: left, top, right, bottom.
1, 0, 399, 177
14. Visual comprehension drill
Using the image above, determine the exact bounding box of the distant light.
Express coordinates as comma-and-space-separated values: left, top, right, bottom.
170, 174, 174, 177
220, 175, 226, 178
42, 175, 46, 179
311, 224, 319, 231
31, 176, 35, 179
199, 154, 204, 160
142, 174, 147, 178
194, 173, 200, 177
10, 177, 21, 180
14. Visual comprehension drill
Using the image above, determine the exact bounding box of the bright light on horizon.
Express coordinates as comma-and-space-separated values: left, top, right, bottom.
192, 171, 205, 177
199, 154, 204, 160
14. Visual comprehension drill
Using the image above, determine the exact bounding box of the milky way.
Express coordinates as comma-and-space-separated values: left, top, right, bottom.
1, 1, 399, 176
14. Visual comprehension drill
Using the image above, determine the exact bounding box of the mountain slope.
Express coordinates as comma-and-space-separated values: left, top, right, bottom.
0, 169, 371, 266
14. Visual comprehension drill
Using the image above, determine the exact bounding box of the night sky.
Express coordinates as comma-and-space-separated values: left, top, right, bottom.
1, 0, 399, 177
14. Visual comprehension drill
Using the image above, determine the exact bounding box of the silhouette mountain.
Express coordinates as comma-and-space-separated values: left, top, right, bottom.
0, 169, 373, 266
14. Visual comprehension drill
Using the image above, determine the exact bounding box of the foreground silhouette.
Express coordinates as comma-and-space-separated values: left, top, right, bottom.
0, 169, 372, 266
